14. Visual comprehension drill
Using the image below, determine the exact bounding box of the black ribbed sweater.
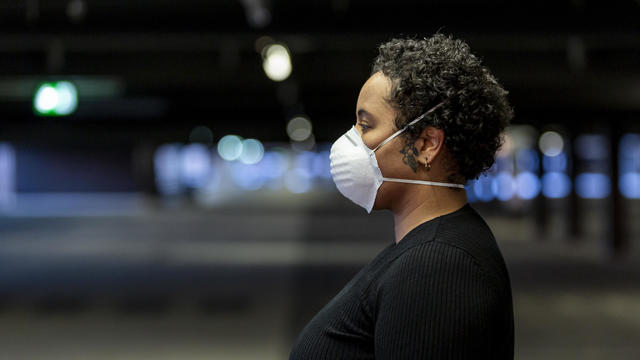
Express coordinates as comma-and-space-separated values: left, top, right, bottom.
289, 203, 514, 359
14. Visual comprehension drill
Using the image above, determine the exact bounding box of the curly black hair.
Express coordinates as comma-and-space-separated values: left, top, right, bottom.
371, 34, 513, 181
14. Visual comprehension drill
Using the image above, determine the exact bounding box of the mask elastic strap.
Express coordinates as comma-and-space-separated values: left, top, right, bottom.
382, 177, 466, 188
372, 100, 447, 152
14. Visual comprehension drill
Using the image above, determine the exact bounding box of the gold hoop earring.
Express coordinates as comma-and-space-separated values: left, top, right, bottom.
425, 161, 431, 171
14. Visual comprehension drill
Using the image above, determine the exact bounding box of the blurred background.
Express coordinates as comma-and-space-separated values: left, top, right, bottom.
0, 0, 639, 359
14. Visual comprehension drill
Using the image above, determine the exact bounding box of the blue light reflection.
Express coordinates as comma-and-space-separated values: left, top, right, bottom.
575, 172, 611, 199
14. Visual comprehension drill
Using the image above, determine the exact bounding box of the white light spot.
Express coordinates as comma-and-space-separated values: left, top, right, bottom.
54, 81, 78, 115
239, 138, 265, 165
538, 131, 564, 157
262, 44, 292, 82
217, 135, 243, 161
286, 116, 312, 141
34, 85, 59, 113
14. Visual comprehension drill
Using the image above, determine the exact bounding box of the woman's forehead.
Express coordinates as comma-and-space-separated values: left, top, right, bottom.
356, 72, 394, 118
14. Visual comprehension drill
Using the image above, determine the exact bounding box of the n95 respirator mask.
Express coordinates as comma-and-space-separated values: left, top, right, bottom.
329, 102, 465, 213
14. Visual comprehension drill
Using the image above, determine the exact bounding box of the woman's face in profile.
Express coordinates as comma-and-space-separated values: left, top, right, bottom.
354, 72, 423, 210
354, 72, 397, 149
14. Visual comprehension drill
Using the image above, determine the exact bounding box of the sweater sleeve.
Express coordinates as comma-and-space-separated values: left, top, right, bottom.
374, 241, 496, 359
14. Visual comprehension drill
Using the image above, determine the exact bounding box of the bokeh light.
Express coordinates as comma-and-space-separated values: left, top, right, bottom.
619, 133, 640, 173
312, 150, 331, 178
515, 148, 539, 173
291, 134, 316, 152
505, 125, 538, 150
538, 131, 564, 157
33, 81, 78, 116
618, 133, 640, 198
34, 84, 59, 113
239, 139, 265, 165
260, 151, 289, 180
575, 134, 608, 160
286, 116, 312, 141
293, 151, 315, 176
154, 144, 182, 195
542, 172, 572, 198
217, 135, 243, 161
262, 43, 292, 82
260, 150, 288, 190
180, 144, 211, 188
473, 174, 495, 202
55, 82, 78, 115
492, 172, 516, 201
496, 132, 514, 158
619, 133, 640, 158
284, 168, 312, 193
542, 153, 567, 172
0, 142, 16, 211
228, 161, 266, 191
619, 172, 640, 199
575, 172, 611, 199
465, 185, 478, 203
515, 172, 541, 200
494, 155, 515, 173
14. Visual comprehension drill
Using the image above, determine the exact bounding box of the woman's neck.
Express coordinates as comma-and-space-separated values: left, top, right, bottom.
392, 187, 468, 244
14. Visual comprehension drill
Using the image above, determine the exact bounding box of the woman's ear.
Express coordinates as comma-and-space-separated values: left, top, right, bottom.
415, 126, 445, 166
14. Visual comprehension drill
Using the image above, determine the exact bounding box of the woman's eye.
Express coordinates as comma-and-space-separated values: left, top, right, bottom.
358, 123, 370, 131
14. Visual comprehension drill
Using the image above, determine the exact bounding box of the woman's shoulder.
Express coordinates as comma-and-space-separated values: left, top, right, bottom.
392, 240, 483, 277
386, 211, 509, 292
377, 239, 510, 305
438, 203, 496, 240
403, 204, 496, 249
373, 204, 510, 295
375, 241, 491, 303
434, 204, 504, 265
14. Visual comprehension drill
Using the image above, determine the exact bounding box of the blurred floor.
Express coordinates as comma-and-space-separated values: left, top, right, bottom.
1, 200, 639, 359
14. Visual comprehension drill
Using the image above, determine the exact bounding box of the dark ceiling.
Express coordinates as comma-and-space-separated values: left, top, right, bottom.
0, 0, 639, 145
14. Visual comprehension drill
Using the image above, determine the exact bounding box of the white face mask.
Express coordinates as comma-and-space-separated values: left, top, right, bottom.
329, 101, 465, 213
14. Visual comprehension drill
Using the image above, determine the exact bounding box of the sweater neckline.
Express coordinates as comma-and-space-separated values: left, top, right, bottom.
393, 202, 472, 249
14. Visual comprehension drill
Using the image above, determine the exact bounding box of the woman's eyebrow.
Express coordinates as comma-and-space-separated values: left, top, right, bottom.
357, 109, 376, 122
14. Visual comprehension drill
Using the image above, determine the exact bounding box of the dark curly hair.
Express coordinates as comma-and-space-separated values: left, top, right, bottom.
371, 34, 513, 181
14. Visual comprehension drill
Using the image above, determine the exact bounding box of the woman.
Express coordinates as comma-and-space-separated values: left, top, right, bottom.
290, 34, 514, 359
